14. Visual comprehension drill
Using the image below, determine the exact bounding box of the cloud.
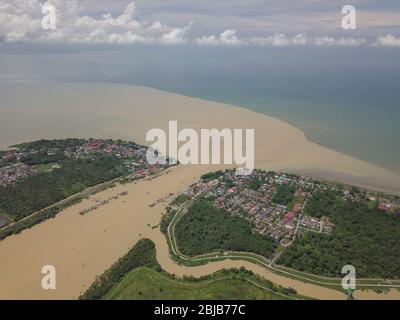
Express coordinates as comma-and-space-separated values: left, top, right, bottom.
196, 34, 219, 46
292, 34, 308, 46
0, 1, 399, 49
196, 29, 243, 46
0, 0, 192, 45
161, 21, 193, 44
0, 0, 43, 42
197, 30, 367, 47
219, 29, 242, 45
375, 34, 400, 47
250, 33, 306, 47
313, 36, 367, 46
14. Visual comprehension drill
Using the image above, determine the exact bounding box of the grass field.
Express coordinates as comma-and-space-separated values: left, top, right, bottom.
36, 162, 61, 173
104, 267, 292, 300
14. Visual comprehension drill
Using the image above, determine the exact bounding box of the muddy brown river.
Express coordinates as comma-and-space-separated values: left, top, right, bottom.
0, 165, 397, 300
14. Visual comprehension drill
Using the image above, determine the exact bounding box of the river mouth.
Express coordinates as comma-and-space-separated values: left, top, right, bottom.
0, 84, 399, 300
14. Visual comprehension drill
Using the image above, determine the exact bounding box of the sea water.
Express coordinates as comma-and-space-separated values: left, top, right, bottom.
1, 45, 399, 173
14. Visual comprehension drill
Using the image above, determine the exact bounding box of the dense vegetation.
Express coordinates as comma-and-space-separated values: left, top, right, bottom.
248, 176, 263, 191
0, 156, 126, 220
104, 267, 298, 300
80, 239, 161, 300
174, 199, 277, 258
160, 207, 175, 235
171, 194, 190, 206
11, 138, 86, 150
21, 151, 66, 165
274, 184, 296, 205
277, 190, 400, 278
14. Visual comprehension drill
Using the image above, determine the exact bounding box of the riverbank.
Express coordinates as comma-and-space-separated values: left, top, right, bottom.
0, 164, 398, 299
163, 196, 400, 299
1, 83, 400, 299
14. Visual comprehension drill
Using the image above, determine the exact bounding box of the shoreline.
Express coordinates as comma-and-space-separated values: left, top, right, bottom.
126, 84, 400, 177
1, 82, 400, 194
0, 83, 400, 299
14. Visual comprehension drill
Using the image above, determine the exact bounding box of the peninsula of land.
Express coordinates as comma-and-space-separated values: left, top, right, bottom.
1, 83, 400, 300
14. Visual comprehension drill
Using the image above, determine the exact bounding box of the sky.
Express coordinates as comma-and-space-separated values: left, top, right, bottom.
0, 1, 399, 171
0, 0, 400, 48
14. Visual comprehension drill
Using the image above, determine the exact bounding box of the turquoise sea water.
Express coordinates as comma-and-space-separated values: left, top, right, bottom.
98, 46, 400, 173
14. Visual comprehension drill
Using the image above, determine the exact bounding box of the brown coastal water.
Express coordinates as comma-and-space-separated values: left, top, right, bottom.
0, 83, 399, 300
0, 165, 344, 300
0, 165, 398, 300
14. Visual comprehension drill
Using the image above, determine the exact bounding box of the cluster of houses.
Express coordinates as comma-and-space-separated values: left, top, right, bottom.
365, 195, 400, 213
69, 139, 168, 179
0, 139, 170, 188
342, 190, 400, 213
1, 148, 37, 163
0, 163, 37, 187
0, 148, 42, 186
342, 190, 362, 202
69, 140, 139, 159
378, 202, 396, 211
185, 170, 335, 246
298, 215, 335, 235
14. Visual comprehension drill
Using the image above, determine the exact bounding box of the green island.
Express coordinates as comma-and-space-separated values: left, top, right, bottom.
80, 239, 304, 300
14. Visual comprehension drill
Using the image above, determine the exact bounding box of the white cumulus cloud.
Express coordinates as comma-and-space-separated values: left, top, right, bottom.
375, 34, 400, 47
196, 29, 243, 46
313, 36, 366, 47
197, 30, 367, 48
1, 1, 399, 49
161, 22, 193, 44
0, 0, 192, 45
